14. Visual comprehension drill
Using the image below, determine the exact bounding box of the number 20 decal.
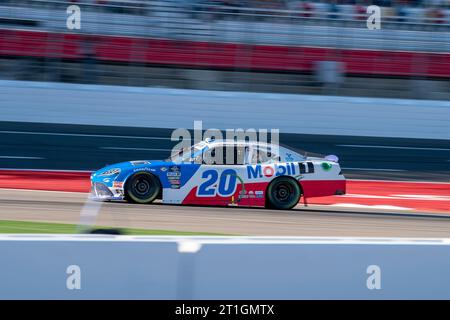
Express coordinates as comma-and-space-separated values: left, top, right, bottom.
197, 169, 237, 197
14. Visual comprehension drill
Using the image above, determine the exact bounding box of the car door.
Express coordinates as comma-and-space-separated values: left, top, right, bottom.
181, 143, 253, 206
240, 144, 285, 207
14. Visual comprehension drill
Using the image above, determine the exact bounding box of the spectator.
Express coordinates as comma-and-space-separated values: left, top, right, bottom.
394, 0, 408, 22
327, 0, 340, 19
354, 3, 367, 20
79, 36, 98, 84
221, 0, 243, 15
299, 1, 314, 17
426, 6, 445, 24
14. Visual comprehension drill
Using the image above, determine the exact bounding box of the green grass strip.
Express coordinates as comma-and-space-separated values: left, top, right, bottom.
0, 219, 229, 236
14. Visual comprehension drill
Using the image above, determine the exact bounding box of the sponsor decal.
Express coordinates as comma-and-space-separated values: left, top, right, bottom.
167, 166, 182, 184
103, 178, 111, 183
197, 169, 238, 197
239, 190, 252, 199
168, 167, 182, 185
99, 168, 121, 176
133, 167, 156, 172
235, 190, 263, 199
160, 167, 168, 172
113, 181, 124, 188
321, 162, 332, 171
285, 153, 294, 161
239, 190, 263, 199
167, 172, 181, 177
247, 163, 297, 179
255, 190, 264, 198
299, 162, 315, 174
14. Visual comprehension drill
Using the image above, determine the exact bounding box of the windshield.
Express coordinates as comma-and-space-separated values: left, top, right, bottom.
167, 142, 208, 163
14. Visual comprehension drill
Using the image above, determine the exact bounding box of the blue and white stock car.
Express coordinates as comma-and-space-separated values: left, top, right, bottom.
91, 139, 346, 210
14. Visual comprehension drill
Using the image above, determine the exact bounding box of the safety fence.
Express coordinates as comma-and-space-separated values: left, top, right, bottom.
1, 80, 449, 139
1, 235, 450, 299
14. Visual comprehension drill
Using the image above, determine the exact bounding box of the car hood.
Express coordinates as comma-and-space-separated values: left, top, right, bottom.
93, 160, 171, 176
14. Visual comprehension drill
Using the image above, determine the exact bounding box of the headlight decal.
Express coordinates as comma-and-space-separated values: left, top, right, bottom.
99, 168, 121, 176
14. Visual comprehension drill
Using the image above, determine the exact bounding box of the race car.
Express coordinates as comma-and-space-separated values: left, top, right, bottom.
90, 139, 346, 210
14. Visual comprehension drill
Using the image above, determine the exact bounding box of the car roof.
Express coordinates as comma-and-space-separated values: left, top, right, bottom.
201, 139, 323, 159
204, 139, 274, 148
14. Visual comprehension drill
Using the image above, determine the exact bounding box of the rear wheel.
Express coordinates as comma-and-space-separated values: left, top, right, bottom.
125, 172, 161, 204
266, 177, 301, 210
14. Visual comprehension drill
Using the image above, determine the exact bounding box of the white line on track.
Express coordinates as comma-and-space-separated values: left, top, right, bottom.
327, 203, 412, 211
0, 156, 44, 159
342, 193, 450, 201
342, 167, 406, 172
393, 194, 450, 201
100, 147, 173, 152
0, 130, 173, 140
337, 144, 450, 151
349, 178, 450, 184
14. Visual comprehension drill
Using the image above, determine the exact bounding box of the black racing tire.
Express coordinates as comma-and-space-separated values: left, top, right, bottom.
125, 172, 161, 204
265, 177, 301, 210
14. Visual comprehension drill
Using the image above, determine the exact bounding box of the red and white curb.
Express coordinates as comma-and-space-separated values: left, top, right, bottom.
0, 169, 449, 214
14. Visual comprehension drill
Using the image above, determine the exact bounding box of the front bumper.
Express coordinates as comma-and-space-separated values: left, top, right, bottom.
90, 181, 125, 201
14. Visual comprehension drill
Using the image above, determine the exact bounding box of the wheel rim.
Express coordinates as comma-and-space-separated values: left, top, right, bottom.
272, 181, 296, 204
131, 175, 156, 200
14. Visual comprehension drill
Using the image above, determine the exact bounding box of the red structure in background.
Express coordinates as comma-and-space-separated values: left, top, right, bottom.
0, 29, 449, 78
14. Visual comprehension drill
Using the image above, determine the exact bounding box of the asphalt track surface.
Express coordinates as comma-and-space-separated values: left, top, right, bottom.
1, 121, 449, 181
2, 189, 450, 237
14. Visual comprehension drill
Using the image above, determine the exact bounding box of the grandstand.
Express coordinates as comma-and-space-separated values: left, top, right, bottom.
0, 0, 449, 99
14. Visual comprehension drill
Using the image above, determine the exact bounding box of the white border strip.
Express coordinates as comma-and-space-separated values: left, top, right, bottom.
0, 234, 450, 245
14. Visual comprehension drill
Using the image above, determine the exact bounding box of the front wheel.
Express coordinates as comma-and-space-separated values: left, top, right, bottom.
125, 172, 161, 204
266, 177, 301, 210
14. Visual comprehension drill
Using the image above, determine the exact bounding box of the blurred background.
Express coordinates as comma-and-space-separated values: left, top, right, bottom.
0, 0, 449, 239
1, 1, 450, 297
0, 0, 449, 99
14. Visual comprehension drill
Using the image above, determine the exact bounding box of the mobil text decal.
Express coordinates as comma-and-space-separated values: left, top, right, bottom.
247, 163, 297, 179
